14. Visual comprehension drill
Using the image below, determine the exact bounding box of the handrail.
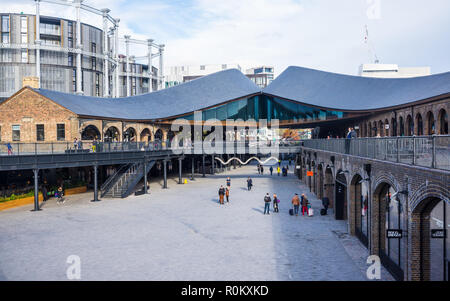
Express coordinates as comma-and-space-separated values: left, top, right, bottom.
100, 164, 130, 193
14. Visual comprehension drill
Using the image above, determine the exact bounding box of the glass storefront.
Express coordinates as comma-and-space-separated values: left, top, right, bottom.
180, 95, 351, 124
379, 185, 405, 281
428, 199, 449, 281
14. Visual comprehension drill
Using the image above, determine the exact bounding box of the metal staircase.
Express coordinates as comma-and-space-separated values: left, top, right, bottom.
101, 161, 155, 198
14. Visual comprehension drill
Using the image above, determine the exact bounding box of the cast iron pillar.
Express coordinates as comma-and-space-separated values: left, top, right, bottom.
178, 157, 183, 184
91, 164, 100, 202
211, 155, 215, 175
163, 160, 168, 189
144, 160, 148, 194
202, 155, 206, 177
191, 156, 195, 180
31, 169, 41, 211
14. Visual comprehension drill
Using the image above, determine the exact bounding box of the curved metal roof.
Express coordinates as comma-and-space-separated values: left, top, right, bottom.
263, 66, 450, 111
34, 69, 260, 120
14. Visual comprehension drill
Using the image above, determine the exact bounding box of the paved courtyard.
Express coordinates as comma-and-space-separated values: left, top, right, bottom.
0, 162, 393, 281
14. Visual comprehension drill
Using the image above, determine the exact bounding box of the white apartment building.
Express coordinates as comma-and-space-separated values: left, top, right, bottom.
165, 63, 242, 87
359, 64, 431, 78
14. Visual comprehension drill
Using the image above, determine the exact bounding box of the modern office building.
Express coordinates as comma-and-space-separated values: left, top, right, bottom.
164, 64, 274, 89
164, 63, 242, 88
0, 3, 164, 102
359, 64, 431, 78
246, 66, 274, 88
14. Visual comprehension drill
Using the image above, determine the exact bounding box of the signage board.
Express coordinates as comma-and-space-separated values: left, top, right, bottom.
386, 229, 403, 238
431, 229, 446, 239
296, 165, 301, 169
307, 171, 314, 177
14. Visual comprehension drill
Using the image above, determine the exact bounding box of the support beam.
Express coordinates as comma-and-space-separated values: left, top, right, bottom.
158, 44, 164, 90
91, 164, 100, 202
211, 155, 215, 175
191, 156, 195, 180
202, 155, 205, 177
144, 159, 148, 194
75, 0, 83, 95
102, 8, 110, 97
163, 160, 167, 189
125, 35, 131, 97
178, 158, 182, 184
31, 169, 41, 211
147, 39, 153, 93
114, 19, 120, 97
35, 0, 41, 88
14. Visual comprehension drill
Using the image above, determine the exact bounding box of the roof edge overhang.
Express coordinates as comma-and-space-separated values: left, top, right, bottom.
262, 92, 450, 113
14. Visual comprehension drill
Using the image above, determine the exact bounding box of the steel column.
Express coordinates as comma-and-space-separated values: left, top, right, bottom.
163, 160, 167, 189
125, 35, 131, 97
35, 0, 41, 88
148, 39, 153, 92
178, 158, 182, 184
114, 19, 120, 97
144, 159, 148, 194
102, 9, 110, 97
211, 155, 215, 175
91, 164, 100, 202
202, 155, 205, 177
159, 44, 164, 90
75, 0, 83, 95
191, 156, 195, 180
31, 169, 41, 211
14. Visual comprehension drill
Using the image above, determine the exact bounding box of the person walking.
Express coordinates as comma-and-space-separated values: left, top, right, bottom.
218, 185, 225, 205
260, 165, 264, 175
56, 186, 64, 204
270, 166, 273, 176
291, 193, 300, 216
77, 139, 82, 150
277, 166, 281, 176
301, 194, 309, 216
226, 177, 231, 188
41, 185, 48, 202
264, 193, 271, 215
225, 187, 230, 203
247, 177, 253, 191
273, 193, 279, 213
257, 164, 261, 174
73, 138, 78, 150
6, 142, 13, 155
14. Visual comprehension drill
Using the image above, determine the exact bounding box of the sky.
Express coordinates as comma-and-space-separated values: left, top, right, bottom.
2, 0, 450, 77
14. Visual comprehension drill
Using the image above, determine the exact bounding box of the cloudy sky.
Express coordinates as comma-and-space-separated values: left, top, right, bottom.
3, 0, 450, 76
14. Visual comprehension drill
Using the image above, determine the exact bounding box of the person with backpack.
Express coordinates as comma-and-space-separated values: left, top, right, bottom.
225, 187, 230, 203
273, 193, 280, 213
260, 165, 264, 175
226, 177, 231, 188
56, 186, 64, 204
269, 166, 273, 175
263, 193, 271, 215
247, 177, 253, 191
291, 193, 300, 216
301, 194, 309, 216
218, 185, 225, 205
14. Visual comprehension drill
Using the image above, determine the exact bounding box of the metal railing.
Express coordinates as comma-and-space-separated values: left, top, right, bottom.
0, 140, 303, 157
302, 135, 450, 171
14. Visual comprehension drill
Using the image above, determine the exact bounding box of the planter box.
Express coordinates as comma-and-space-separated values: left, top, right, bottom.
0, 193, 43, 211
65, 186, 87, 195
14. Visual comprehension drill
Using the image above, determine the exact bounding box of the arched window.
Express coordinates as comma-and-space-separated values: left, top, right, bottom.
154, 129, 163, 141
416, 114, 423, 136
427, 111, 435, 135
391, 118, 397, 136
81, 125, 100, 140
399, 117, 404, 136
123, 127, 137, 142
406, 115, 414, 136
438, 109, 448, 134
104, 126, 120, 142
379, 120, 384, 137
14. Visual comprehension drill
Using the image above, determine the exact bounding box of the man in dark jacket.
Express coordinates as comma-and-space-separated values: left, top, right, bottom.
247, 177, 253, 191
264, 193, 271, 215
218, 186, 225, 205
